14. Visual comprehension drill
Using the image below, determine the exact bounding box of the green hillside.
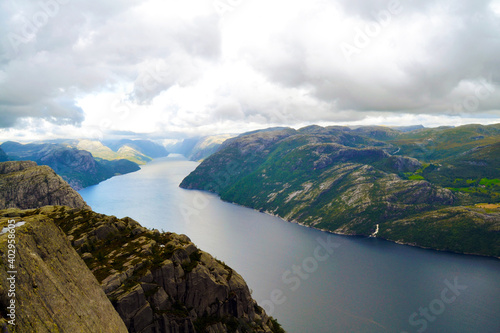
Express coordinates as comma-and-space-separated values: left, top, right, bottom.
181, 124, 500, 258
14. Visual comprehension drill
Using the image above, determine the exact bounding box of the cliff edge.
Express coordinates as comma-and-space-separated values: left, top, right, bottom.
0, 207, 284, 333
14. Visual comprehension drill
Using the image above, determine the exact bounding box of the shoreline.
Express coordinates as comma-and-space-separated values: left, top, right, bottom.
182, 187, 500, 261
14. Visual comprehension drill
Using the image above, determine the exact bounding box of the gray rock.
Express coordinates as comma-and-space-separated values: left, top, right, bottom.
0, 214, 127, 332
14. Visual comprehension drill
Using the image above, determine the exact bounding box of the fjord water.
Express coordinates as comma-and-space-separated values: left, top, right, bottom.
79, 155, 500, 333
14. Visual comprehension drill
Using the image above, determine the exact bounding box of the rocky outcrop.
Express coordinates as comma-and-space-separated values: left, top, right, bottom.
11, 206, 283, 333
0, 209, 128, 332
0, 161, 90, 210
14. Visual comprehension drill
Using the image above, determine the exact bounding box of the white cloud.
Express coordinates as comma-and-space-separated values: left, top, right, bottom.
0, 0, 499, 141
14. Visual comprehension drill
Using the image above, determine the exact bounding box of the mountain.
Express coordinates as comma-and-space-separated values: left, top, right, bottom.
0, 161, 90, 210
385, 123, 500, 161
165, 135, 234, 161
103, 139, 169, 160
180, 125, 500, 258
76, 139, 154, 164
1, 142, 140, 190
0, 162, 284, 332
45, 138, 166, 165
380, 124, 500, 204
164, 138, 200, 157
389, 124, 425, 132
188, 134, 235, 161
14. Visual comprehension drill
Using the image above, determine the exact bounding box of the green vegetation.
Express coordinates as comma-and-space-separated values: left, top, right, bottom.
480, 178, 500, 187
181, 250, 202, 273
269, 317, 286, 333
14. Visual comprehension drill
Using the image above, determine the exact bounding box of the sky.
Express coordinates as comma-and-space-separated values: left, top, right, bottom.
1, 0, 500, 141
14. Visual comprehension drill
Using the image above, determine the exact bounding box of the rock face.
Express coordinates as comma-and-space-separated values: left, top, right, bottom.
0, 161, 90, 210
55, 207, 281, 333
0, 209, 128, 332
6, 206, 284, 333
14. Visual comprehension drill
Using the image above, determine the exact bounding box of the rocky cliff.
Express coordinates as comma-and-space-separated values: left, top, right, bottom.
1, 206, 283, 333
0, 161, 90, 210
0, 208, 128, 332
0, 158, 284, 332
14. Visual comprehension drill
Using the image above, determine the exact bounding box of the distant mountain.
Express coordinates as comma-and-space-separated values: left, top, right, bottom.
389, 124, 425, 132
76, 140, 153, 164
181, 125, 500, 258
351, 125, 401, 141
164, 138, 199, 157
165, 135, 234, 161
188, 134, 235, 161
103, 139, 169, 159
1, 142, 140, 190
385, 123, 500, 161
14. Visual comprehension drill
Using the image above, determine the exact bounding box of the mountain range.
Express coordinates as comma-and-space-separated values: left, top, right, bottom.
180, 124, 500, 258
165, 134, 236, 162
0, 139, 169, 190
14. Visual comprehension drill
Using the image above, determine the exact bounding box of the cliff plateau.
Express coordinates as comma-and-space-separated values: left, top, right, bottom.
0, 206, 283, 333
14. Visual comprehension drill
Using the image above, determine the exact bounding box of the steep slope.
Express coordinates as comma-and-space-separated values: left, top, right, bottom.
0, 148, 7, 162
0, 161, 89, 210
181, 126, 500, 258
0, 210, 128, 332
1, 142, 140, 189
4, 206, 284, 333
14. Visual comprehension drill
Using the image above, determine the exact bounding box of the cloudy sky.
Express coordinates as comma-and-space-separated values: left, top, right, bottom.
1, 0, 500, 141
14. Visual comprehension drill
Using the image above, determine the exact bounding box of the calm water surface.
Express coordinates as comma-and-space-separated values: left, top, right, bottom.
79, 155, 500, 333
